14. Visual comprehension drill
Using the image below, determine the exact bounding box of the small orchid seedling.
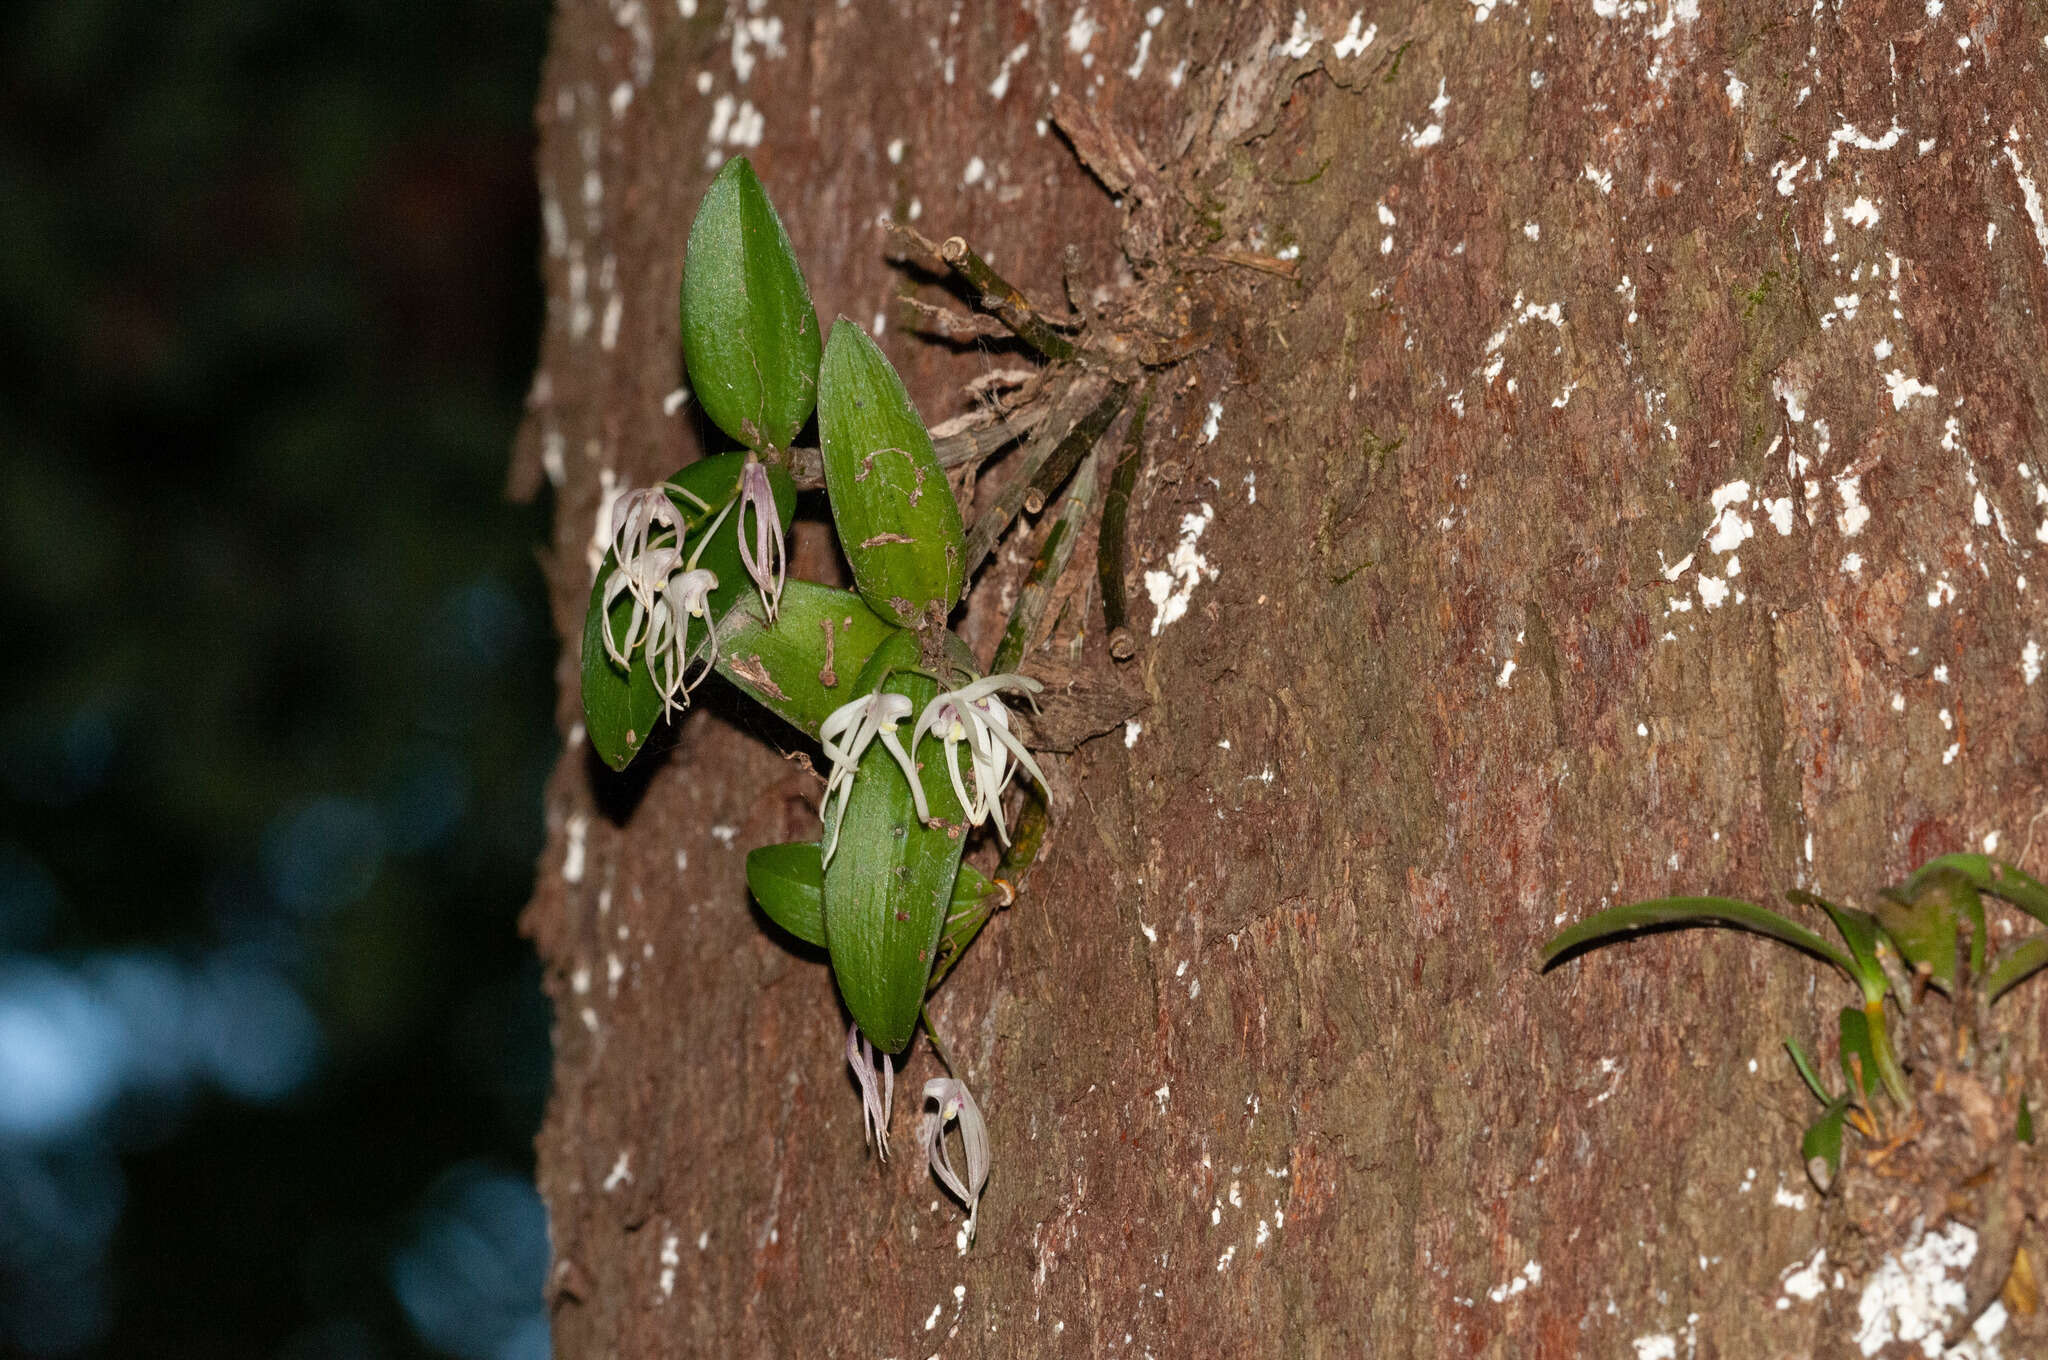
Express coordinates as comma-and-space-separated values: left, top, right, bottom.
1543, 853, 2048, 1337
580, 157, 1113, 1241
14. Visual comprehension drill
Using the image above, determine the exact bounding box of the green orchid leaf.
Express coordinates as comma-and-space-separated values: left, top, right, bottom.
748, 840, 1004, 969
821, 629, 976, 1052
817, 319, 965, 628
2019, 1094, 2035, 1145
579, 452, 793, 771
1788, 891, 1890, 1005
713, 581, 897, 739
1875, 866, 1970, 994
681, 157, 822, 452
1539, 896, 1858, 981
1802, 1095, 1851, 1194
1897, 854, 2048, 929
1837, 1006, 1877, 1107
1785, 1036, 1834, 1106
1985, 936, 2048, 1004
747, 841, 827, 947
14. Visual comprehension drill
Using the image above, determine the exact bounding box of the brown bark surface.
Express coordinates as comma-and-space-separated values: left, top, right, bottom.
514, 1, 2048, 1354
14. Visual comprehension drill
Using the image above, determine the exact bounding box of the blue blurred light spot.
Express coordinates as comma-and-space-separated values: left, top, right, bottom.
186, 958, 321, 1103
0, 844, 59, 949
263, 797, 386, 915
382, 749, 470, 854
84, 950, 193, 1091
390, 1163, 551, 1360
448, 578, 524, 667
0, 960, 129, 1140
0, 704, 116, 808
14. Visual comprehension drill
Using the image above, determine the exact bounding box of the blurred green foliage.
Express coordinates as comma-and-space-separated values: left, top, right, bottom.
0, 0, 557, 1354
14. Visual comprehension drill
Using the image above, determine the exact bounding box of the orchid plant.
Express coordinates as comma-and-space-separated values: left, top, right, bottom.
1542, 853, 2047, 1191
580, 158, 1047, 1238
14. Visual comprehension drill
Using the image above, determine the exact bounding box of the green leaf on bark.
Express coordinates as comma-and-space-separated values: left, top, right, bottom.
821, 629, 975, 1052
681, 156, 822, 452
714, 581, 897, 739
817, 319, 964, 627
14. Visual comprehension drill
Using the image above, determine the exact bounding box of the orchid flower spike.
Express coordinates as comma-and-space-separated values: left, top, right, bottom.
643, 566, 719, 719
845, 1023, 894, 1160
735, 457, 786, 623
817, 688, 926, 867
920, 1076, 991, 1237
599, 540, 681, 669
909, 674, 1048, 845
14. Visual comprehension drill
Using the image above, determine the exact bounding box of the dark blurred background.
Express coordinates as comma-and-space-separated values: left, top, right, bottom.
0, 0, 559, 1356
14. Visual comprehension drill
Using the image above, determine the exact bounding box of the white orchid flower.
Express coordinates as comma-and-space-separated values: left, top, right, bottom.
817, 689, 926, 868
909, 674, 1048, 844
845, 1022, 894, 1160
643, 566, 719, 719
599, 540, 681, 669
735, 457, 787, 622
920, 1076, 990, 1237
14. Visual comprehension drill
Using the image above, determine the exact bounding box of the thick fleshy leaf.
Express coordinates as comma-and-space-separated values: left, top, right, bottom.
1788, 891, 1890, 1005
1898, 854, 2048, 930
1985, 936, 2048, 1003
747, 839, 997, 964
1837, 1006, 1877, 1106
714, 582, 897, 738
1539, 896, 1857, 980
1785, 1036, 1834, 1105
822, 630, 975, 1052
681, 156, 822, 451
817, 319, 965, 627
579, 452, 794, 771
747, 841, 827, 946
1803, 1095, 1851, 1193
1875, 867, 1971, 994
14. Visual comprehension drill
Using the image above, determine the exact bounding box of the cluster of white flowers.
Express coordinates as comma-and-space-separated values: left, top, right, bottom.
817, 674, 1045, 868
602, 465, 788, 720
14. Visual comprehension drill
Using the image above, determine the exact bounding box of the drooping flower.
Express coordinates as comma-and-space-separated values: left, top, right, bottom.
643, 566, 719, 718
599, 539, 681, 669
817, 689, 926, 867
908, 674, 1048, 845
735, 456, 786, 622
610, 486, 685, 577
920, 1076, 990, 1236
845, 1022, 894, 1160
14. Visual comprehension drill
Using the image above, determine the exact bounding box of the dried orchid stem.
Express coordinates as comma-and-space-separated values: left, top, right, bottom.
939, 235, 1079, 363
1097, 375, 1154, 660
963, 379, 1125, 577
994, 449, 1098, 675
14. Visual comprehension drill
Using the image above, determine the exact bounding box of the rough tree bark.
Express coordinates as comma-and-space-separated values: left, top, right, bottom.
512, 1, 2048, 1354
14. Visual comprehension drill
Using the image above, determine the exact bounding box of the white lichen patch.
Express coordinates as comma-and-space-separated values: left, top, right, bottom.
1777, 1248, 1829, 1307
564, 812, 590, 883
1853, 1221, 2007, 1358
1333, 14, 1376, 57
1486, 1259, 1542, 1303
1145, 503, 1218, 636
1835, 474, 1872, 537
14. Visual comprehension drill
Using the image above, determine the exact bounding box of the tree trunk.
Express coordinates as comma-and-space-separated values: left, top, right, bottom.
513, 1, 2048, 1354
